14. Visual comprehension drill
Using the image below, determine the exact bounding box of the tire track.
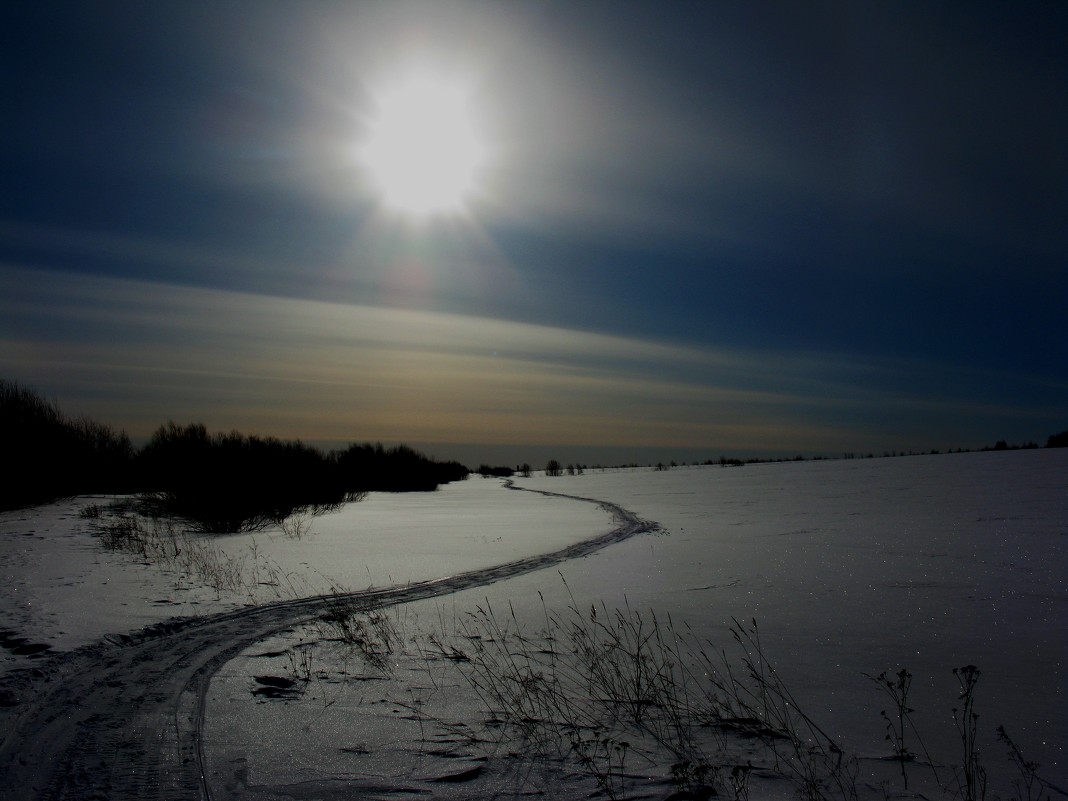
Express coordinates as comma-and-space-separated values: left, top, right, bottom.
0, 483, 657, 801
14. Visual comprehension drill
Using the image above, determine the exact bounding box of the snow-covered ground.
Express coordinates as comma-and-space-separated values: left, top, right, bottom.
516, 451, 1067, 755
1, 449, 1065, 800
0, 479, 610, 662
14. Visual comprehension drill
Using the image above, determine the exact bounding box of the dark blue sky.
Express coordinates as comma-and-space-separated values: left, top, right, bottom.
3, 1, 1066, 464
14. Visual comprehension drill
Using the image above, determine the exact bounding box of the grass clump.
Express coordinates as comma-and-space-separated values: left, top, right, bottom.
435, 590, 828, 801
319, 600, 400, 674
83, 504, 307, 600
424, 586, 1058, 801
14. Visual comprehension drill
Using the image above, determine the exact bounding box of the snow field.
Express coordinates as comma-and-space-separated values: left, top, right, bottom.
1, 448, 1064, 799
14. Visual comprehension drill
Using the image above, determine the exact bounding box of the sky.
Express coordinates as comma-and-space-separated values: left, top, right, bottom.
2, 0, 1066, 467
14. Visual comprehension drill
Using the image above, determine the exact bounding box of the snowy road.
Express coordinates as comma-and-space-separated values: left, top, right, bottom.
0, 485, 657, 801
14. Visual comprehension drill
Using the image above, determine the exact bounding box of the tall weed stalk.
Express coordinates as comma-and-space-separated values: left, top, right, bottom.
442, 594, 849, 801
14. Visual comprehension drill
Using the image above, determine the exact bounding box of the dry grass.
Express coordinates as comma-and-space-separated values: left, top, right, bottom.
418, 583, 1057, 801
83, 503, 307, 600
423, 584, 857, 801
318, 599, 401, 673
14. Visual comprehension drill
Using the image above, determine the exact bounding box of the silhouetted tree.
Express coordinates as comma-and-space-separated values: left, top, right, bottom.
1, 379, 134, 511
477, 464, 514, 478
1, 380, 473, 524
333, 443, 468, 493
137, 423, 348, 532
545, 459, 562, 477
1047, 430, 1068, 448
136, 434, 470, 532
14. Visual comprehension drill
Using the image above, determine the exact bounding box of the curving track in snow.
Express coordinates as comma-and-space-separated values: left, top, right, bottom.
0, 483, 657, 801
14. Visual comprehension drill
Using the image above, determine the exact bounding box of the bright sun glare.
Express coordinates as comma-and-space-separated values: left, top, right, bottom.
360, 75, 489, 218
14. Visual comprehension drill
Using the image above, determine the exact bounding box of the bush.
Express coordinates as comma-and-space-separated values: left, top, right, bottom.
136, 422, 351, 532
137, 430, 470, 532
477, 464, 515, 478
333, 443, 468, 493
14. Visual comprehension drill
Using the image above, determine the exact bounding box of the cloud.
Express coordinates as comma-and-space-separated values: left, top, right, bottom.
5, 262, 1059, 457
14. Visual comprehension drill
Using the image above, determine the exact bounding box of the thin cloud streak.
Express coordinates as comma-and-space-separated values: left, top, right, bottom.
2, 264, 1057, 457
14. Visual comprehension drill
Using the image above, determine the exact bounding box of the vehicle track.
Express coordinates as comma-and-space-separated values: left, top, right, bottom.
0, 483, 657, 801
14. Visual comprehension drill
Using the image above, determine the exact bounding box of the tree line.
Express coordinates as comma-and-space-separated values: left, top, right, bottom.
4, 379, 1064, 520
0, 380, 469, 529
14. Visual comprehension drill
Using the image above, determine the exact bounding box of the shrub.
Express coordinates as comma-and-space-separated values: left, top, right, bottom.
1046, 429, 1068, 448
477, 464, 514, 478
332, 443, 468, 493
137, 429, 469, 533
136, 423, 350, 532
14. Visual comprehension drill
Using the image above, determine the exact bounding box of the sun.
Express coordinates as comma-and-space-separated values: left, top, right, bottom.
360, 74, 490, 218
